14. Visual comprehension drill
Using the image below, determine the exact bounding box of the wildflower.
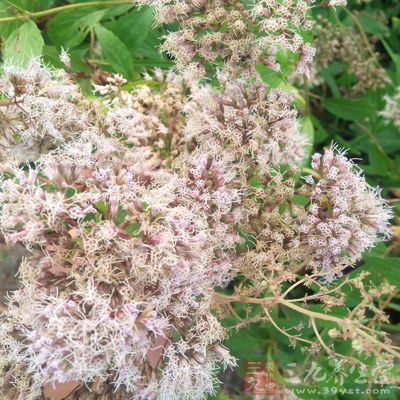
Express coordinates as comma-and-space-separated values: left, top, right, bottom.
0, 125, 238, 398
301, 146, 392, 276
181, 78, 307, 185
313, 16, 388, 94
0, 59, 92, 165
380, 87, 400, 129
136, 0, 345, 78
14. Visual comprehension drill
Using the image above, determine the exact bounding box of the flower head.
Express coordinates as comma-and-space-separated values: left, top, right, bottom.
301, 146, 392, 277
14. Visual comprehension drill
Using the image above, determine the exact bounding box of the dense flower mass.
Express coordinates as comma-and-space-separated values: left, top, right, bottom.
136, 0, 345, 78
97, 70, 191, 165
179, 77, 307, 182
300, 146, 392, 277
0, 60, 92, 165
0, 129, 237, 399
313, 15, 388, 93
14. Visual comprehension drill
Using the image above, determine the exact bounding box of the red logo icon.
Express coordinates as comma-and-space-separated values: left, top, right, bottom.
243, 359, 279, 395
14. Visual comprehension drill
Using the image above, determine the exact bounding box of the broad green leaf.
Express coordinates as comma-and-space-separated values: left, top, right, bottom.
3, 20, 44, 66
357, 14, 389, 35
362, 256, 400, 288
0, 3, 23, 38
95, 25, 134, 79
103, 4, 134, 18
367, 143, 395, 177
47, 9, 106, 48
2, 0, 54, 15
105, 6, 154, 50
319, 63, 341, 98
310, 116, 329, 144
256, 63, 286, 88
322, 98, 375, 121
3, 0, 54, 12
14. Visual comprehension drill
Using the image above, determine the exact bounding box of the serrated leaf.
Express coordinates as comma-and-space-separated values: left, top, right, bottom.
104, 6, 153, 51
3, 20, 44, 66
47, 9, 106, 49
322, 98, 375, 121
95, 25, 134, 79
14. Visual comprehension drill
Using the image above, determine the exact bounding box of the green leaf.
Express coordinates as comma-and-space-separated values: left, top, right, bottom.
310, 116, 329, 144
291, 195, 310, 207
95, 25, 134, 79
105, 6, 154, 51
367, 143, 395, 177
357, 14, 389, 35
124, 222, 141, 236
322, 98, 375, 121
5, 0, 54, 12
0, 3, 23, 39
362, 256, 400, 288
3, 20, 44, 66
47, 9, 106, 49
256, 63, 286, 88
115, 206, 128, 225
103, 4, 134, 18
42, 45, 91, 73
95, 200, 108, 214
298, 116, 314, 166
319, 64, 341, 98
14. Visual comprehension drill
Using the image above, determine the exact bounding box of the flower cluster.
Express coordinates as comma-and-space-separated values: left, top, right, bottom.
313, 16, 388, 93
380, 87, 400, 129
96, 70, 192, 165
136, 0, 345, 78
238, 171, 307, 295
0, 127, 237, 399
179, 77, 307, 183
0, 60, 93, 165
228, 145, 392, 292
301, 146, 392, 277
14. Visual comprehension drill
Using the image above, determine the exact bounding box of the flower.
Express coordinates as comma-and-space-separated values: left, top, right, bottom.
380, 87, 400, 129
0, 123, 238, 398
135, 0, 344, 78
301, 146, 392, 277
0, 59, 91, 165
181, 77, 307, 183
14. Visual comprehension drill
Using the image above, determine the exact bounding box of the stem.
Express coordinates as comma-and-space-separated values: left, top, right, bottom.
264, 307, 316, 346
0, 1, 132, 23
212, 291, 277, 306
301, 167, 320, 179
280, 299, 400, 359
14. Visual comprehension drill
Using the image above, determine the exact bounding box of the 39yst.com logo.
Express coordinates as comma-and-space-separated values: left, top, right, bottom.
242, 359, 279, 395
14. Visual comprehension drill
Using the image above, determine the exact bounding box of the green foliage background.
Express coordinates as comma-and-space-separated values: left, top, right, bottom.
0, 0, 399, 399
